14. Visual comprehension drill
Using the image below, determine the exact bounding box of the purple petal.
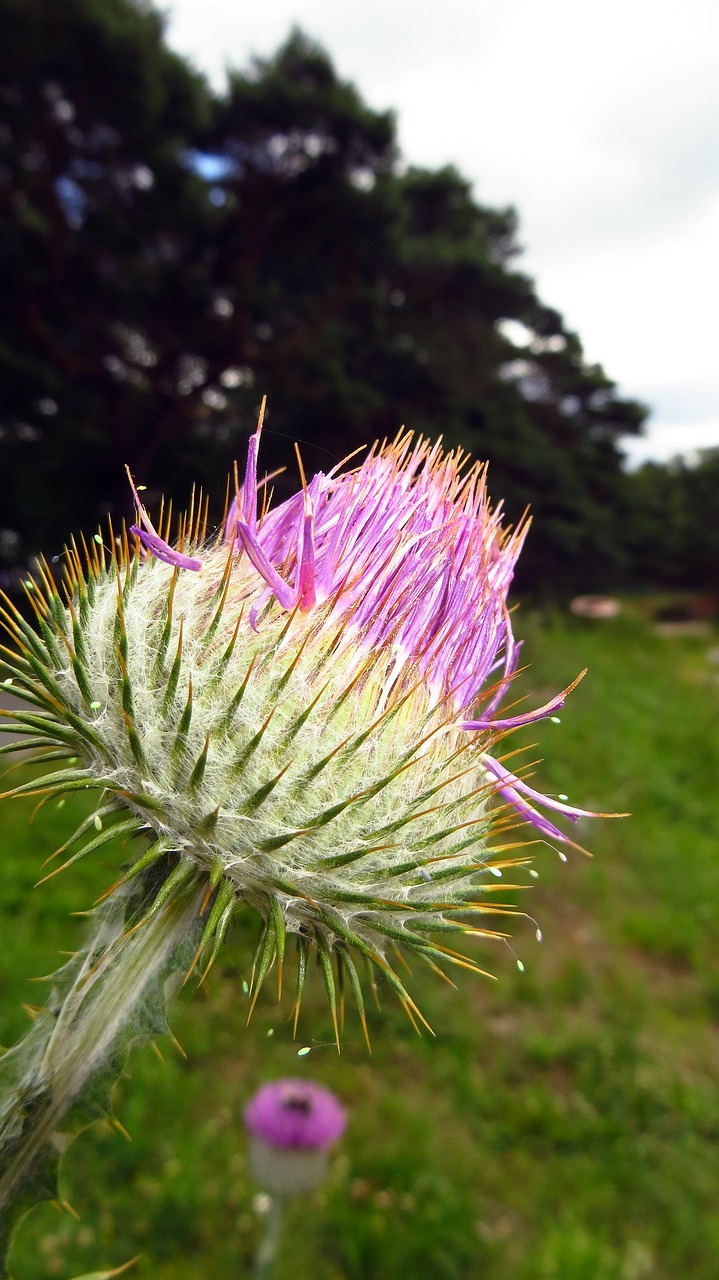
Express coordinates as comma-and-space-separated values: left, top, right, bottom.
481, 751, 597, 840
129, 525, 202, 572
461, 673, 585, 732
235, 520, 297, 609
126, 466, 202, 571
243, 427, 261, 528
296, 498, 317, 611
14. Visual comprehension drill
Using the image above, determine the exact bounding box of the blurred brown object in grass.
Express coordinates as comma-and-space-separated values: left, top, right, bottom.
569, 595, 621, 619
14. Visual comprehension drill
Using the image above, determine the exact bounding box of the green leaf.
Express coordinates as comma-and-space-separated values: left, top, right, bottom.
0, 867, 206, 1277
68, 1258, 140, 1280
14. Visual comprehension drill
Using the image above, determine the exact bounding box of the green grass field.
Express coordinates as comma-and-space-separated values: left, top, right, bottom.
2, 605, 718, 1279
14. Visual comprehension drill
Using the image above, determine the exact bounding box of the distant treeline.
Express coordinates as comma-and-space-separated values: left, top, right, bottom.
0, 0, 716, 596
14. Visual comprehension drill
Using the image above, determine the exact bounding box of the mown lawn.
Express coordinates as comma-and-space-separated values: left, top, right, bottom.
2, 605, 718, 1279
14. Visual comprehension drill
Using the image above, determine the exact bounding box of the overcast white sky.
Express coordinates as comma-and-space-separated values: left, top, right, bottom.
164, 0, 719, 467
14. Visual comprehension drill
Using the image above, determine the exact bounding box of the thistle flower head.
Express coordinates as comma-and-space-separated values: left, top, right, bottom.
1, 410, 595, 1040
245, 1079, 346, 1150
244, 1078, 346, 1196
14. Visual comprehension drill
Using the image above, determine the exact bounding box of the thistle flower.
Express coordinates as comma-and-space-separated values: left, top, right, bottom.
2, 411, 593, 1041
0, 409, 602, 1255
245, 1078, 346, 1195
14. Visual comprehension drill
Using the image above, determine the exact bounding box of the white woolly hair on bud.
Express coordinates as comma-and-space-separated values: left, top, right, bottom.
43, 541, 520, 998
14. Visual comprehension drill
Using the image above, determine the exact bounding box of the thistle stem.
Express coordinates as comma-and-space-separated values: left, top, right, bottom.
0, 869, 207, 1274
253, 1195, 284, 1280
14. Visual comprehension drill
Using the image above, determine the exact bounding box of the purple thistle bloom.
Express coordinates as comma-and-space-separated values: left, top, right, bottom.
245, 1079, 347, 1150
2, 403, 610, 1051
224, 425, 526, 702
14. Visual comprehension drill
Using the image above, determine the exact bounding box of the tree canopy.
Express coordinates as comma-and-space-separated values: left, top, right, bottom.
1, 0, 712, 596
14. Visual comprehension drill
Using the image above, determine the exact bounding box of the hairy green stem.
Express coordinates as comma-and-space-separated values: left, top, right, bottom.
253, 1196, 284, 1280
0, 868, 207, 1275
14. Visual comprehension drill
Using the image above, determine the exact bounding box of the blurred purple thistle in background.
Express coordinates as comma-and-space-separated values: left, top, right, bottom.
245, 1078, 347, 1150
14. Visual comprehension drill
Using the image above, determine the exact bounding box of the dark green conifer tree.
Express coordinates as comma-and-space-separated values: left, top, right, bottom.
0, 7, 650, 594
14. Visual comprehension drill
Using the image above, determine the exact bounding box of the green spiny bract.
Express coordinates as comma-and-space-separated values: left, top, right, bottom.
2, 533, 528, 1038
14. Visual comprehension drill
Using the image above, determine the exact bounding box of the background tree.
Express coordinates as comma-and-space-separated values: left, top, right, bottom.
622, 449, 719, 593
0, 0, 212, 553
2, 3, 681, 599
